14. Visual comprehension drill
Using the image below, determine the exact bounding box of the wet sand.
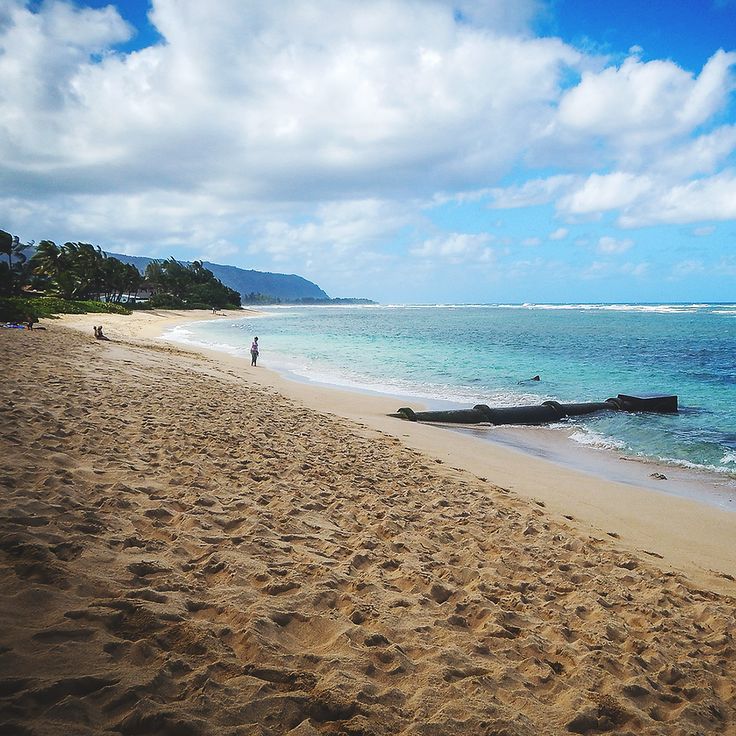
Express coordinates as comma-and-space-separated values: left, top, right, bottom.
1, 312, 735, 735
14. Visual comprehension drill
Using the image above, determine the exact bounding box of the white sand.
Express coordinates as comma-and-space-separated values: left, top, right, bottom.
57, 309, 736, 594
2, 310, 733, 734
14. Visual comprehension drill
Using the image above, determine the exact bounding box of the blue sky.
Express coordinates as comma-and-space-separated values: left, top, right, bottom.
1, 0, 735, 303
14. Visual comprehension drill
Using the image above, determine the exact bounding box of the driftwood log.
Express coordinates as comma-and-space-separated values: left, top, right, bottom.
391, 394, 678, 425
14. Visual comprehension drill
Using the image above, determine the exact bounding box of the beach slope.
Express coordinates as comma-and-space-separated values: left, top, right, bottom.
1, 323, 734, 735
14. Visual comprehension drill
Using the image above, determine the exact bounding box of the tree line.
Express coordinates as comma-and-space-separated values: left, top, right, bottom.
0, 230, 241, 309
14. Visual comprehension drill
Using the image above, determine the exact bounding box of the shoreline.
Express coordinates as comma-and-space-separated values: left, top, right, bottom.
53, 308, 736, 595
452, 423, 736, 513
5, 310, 736, 734
159, 310, 736, 513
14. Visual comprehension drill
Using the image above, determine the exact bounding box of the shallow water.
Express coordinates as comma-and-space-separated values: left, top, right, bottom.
165, 303, 736, 479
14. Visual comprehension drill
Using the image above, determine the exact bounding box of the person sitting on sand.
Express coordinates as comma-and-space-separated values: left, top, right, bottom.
250, 336, 259, 366
94, 325, 110, 341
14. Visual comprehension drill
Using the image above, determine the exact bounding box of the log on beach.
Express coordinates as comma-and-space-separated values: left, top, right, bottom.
0, 325, 734, 736
392, 394, 678, 425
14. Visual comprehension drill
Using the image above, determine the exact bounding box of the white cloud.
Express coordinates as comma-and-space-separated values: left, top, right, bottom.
557, 166, 736, 227
1, 0, 735, 299
621, 261, 648, 277
597, 236, 633, 254
250, 199, 411, 255
0, 0, 580, 205
581, 260, 609, 278
522, 236, 541, 246
716, 255, 736, 275
0, 0, 132, 165
487, 175, 577, 209
650, 125, 736, 178
581, 259, 647, 279
556, 51, 736, 148
410, 233, 494, 264
692, 225, 716, 236
559, 172, 653, 215
671, 259, 706, 278
549, 227, 568, 240
618, 170, 736, 227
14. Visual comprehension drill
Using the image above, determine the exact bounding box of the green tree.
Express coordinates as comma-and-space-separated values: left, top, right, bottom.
30, 240, 65, 295
0, 230, 34, 296
71, 242, 105, 300
29, 240, 106, 300
144, 257, 240, 308
100, 259, 143, 303
0, 230, 11, 267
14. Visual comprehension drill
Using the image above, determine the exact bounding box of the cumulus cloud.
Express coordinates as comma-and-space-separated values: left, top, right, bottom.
581, 259, 648, 279
248, 199, 413, 261
597, 236, 634, 255
649, 125, 736, 178
410, 233, 494, 264
549, 227, 568, 240
671, 259, 706, 277
486, 175, 578, 209
0, 0, 132, 167
559, 172, 653, 215
618, 170, 736, 226
556, 50, 736, 148
716, 255, 736, 275
1, 0, 735, 297
0, 0, 580, 205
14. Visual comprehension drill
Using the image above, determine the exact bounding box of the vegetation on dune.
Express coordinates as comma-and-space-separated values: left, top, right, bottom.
0, 228, 242, 321
0, 296, 132, 323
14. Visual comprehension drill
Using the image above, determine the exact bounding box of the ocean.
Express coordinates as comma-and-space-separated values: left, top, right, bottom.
164, 303, 736, 485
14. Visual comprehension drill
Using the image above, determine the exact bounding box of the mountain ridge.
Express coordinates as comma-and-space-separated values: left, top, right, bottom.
108, 252, 331, 302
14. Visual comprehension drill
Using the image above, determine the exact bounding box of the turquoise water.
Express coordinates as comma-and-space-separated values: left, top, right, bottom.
166, 303, 736, 477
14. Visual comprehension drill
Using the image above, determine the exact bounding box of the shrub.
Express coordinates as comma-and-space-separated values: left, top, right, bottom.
0, 297, 37, 323
149, 293, 185, 309
0, 296, 130, 321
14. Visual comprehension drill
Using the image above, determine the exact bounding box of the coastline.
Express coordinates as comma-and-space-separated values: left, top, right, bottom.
54, 309, 736, 594
4, 310, 736, 735
159, 306, 736, 501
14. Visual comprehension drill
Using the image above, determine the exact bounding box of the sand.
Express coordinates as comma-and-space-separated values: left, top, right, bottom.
1, 311, 735, 735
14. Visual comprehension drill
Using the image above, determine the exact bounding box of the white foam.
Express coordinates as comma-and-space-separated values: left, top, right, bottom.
497, 303, 705, 314
650, 455, 736, 476
161, 325, 246, 357
567, 429, 736, 478
569, 428, 627, 451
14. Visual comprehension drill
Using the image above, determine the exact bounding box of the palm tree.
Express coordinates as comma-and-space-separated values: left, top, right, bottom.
0, 230, 12, 268
0, 230, 33, 296
29, 240, 63, 293
69, 242, 105, 299
123, 263, 143, 302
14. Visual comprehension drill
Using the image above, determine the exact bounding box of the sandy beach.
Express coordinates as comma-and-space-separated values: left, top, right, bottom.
1, 310, 735, 735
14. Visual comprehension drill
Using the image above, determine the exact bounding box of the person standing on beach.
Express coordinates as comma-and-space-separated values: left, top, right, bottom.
250, 336, 259, 366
